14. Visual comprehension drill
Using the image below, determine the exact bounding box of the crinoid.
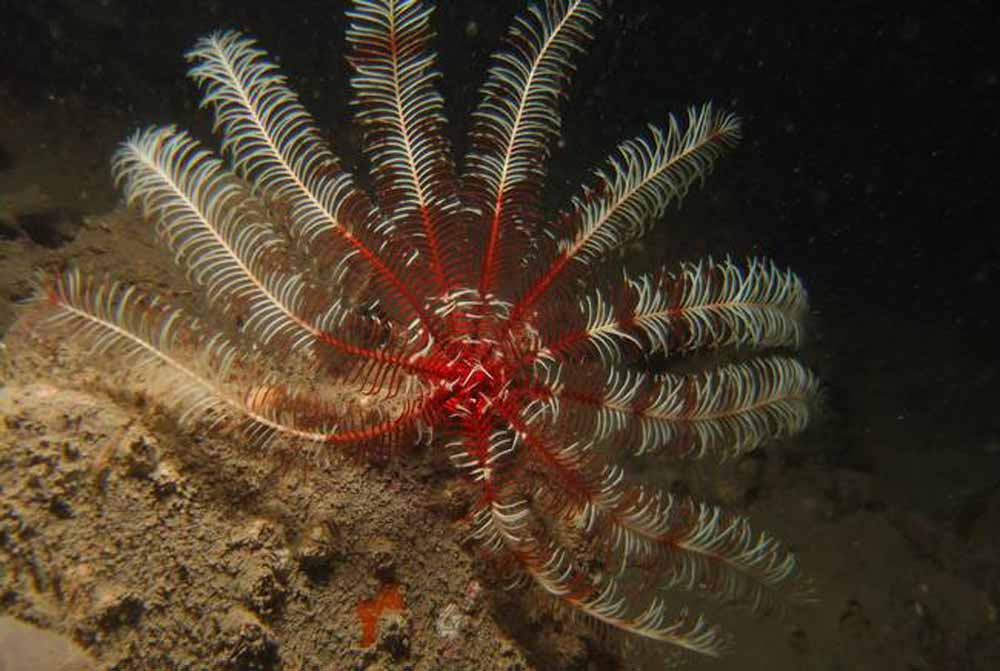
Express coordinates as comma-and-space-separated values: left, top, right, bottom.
28, 0, 819, 661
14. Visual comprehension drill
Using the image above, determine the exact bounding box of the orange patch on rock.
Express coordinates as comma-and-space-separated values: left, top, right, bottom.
356, 583, 405, 647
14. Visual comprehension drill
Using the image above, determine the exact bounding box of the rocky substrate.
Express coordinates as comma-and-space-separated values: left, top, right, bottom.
0, 341, 593, 670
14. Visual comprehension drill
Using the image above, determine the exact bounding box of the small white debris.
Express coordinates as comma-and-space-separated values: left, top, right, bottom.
435, 603, 466, 640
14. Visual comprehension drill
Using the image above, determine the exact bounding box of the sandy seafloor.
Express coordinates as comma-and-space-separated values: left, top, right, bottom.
2, 3, 1000, 669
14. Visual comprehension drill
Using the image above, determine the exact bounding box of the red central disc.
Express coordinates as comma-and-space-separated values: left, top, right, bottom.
432, 310, 519, 417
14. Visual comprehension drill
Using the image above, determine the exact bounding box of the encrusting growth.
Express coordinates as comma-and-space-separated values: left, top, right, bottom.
27, 0, 819, 660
